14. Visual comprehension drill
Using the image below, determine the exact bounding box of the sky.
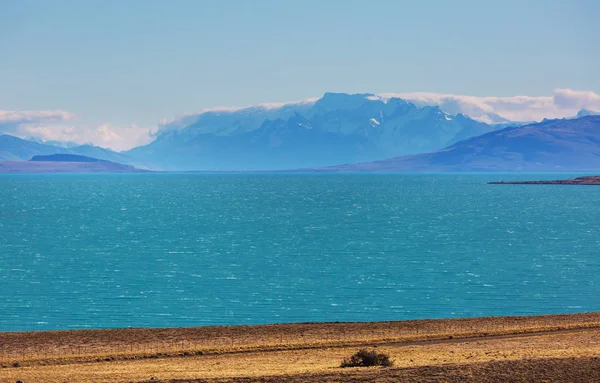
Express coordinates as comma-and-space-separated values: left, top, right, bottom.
1, 0, 599, 150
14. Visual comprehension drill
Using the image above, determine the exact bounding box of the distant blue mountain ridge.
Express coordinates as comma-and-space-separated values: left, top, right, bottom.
25, 136, 82, 148
2, 93, 598, 172
126, 93, 512, 170
30, 154, 107, 162
0, 133, 139, 166
319, 115, 600, 172
0, 153, 146, 173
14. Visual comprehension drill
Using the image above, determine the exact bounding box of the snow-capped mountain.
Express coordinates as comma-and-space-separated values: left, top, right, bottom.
373, 93, 515, 125
127, 93, 505, 170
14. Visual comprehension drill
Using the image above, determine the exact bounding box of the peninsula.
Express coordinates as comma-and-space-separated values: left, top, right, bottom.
490, 175, 600, 185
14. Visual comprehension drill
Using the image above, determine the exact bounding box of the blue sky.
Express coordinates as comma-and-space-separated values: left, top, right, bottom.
0, 0, 599, 149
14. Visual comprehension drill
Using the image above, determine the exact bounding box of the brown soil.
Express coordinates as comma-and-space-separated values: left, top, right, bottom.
162, 357, 600, 383
1, 312, 599, 383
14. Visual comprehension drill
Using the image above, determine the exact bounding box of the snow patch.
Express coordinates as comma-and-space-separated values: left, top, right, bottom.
366, 95, 385, 102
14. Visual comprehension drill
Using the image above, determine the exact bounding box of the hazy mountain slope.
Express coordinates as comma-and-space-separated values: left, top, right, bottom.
0, 134, 71, 161
576, 109, 600, 118
0, 160, 147, 173
26, 136, 81, 148
319, 116, 600, 172
128, 93, 501, 171
131, 113, 379, 170
68, 144, 136, 165
0, 134, 138, 165
30, 154, 109, 162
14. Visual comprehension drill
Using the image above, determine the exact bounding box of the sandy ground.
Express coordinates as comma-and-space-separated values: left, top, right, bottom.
1, 313, 600, 383
165, 357, 600, 383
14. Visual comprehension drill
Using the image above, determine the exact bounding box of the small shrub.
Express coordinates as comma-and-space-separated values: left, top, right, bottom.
12, 362, 20, 368
340, 349, 393, 368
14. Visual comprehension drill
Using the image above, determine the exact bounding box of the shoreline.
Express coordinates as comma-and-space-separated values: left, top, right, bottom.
2, 310, 600, 335
490, 175, 600, 185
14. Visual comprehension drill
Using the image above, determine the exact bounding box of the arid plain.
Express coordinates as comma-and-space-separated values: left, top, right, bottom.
1, 312, 600, 383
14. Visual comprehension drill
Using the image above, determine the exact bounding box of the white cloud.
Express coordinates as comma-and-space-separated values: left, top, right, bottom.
197, 97, 320, 114
0, 110, 156, 151
376, 89, 600, 123
158, 97, 320, 132
89, 123, 157, 151
0, 110, 75, 124
162, 89, 600, 132
16, 123, 157, 151
552, 88, 600, 110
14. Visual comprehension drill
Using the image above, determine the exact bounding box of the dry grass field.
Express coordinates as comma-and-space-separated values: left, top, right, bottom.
1, 312, 600, 383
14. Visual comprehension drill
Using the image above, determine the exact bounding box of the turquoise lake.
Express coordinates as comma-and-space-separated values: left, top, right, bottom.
0, 173, 599, 331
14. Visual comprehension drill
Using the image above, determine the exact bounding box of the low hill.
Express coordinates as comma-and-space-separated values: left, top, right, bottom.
0, 154, 148, 173
0, 134, 138, 165
318, 115, 600, 172
30, 154, 107, 162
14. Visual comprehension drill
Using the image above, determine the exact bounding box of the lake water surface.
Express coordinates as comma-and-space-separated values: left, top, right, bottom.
1, 173, 599, 331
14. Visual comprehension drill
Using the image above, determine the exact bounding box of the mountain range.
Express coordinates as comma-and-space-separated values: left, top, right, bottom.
1, 93, 599, 172
319, 115, 600, 172
127, 93, 507, 170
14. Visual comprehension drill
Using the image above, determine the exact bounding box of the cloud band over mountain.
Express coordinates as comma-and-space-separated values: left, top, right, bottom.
0, 111, 155, 151
2, 89, 599, 151
377, 89, 600, 124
